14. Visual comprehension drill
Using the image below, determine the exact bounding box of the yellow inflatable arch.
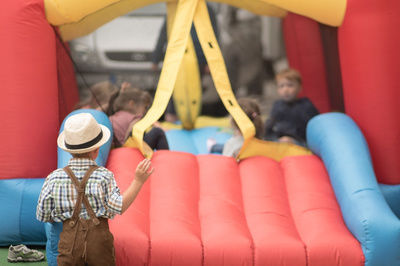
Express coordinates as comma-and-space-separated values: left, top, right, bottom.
44, 0, 345, 159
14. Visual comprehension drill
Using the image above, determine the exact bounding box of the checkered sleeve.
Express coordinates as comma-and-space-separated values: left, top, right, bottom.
103, 172, 123, 217
36, 175, 55, 222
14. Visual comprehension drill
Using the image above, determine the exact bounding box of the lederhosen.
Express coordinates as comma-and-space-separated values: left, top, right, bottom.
57, 165, 116, 266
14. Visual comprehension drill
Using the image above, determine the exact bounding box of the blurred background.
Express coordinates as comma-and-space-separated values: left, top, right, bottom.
68, 3, 288, 116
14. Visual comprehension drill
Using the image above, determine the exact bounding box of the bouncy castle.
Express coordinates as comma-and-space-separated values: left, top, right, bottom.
0, 0, 399, 265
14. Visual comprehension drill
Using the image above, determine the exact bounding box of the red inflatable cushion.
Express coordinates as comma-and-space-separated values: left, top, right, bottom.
108, 149, 363, 265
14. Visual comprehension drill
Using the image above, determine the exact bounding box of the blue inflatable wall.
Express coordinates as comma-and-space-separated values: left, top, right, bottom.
379, 184, 400, 219
166, 127, 231, 154
307, 113, 400, 266
0, 178, 46, 245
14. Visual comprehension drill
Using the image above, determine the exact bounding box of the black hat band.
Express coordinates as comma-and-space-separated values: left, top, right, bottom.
65, 130, 103, 150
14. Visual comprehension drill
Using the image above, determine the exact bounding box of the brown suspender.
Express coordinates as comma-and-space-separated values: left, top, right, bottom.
63, 165, 100, 226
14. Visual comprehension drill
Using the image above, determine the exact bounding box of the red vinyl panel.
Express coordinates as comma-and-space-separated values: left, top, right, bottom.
283, 13, 331, 113
55, 38, 79, 123
0, 0, 59, 178
338, 0, 400, 184
282, 155, 364, 266
108, 150, 363, 266
239, 156, 306, 265
149, 151, 203, 265
107, 148, 150, 266
197, 155, 253, 266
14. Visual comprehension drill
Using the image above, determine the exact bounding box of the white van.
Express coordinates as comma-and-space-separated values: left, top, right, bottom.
69, 3, 166, 90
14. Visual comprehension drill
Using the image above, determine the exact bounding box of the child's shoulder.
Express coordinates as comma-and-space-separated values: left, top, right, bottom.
47, 168, 65, 178
44, 168, 67, 183
271, 99, 288, 113
47, 166, 113, 179
92, 166, 115, 180
297, 97, 318, 109
297, 97, 312, 104
271, 99, 285, 108
95, 166, 113, 174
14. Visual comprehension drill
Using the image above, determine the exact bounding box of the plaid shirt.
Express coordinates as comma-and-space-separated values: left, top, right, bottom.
36, 158, 122, 222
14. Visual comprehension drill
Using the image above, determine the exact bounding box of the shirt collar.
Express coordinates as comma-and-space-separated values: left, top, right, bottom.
68, 158, 98, 167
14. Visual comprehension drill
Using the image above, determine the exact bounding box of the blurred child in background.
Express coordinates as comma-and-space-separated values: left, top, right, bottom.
264, 68, 319, 146
209, 98, 263, 158
222, 98, 264, 157
108, 85, 169, 150
75, 81, 117, 111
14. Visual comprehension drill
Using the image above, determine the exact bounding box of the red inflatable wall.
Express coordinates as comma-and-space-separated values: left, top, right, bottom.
108, 149, 364, 265
107, 149, 150, 265
0, 0, 78, 179
55, 38, 79, 122
338, 0, 400, 184
283, 13, 331, 113
0, 0, 59, 179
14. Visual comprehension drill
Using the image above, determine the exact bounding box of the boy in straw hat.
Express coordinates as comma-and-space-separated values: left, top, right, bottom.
37, 113, 153, 265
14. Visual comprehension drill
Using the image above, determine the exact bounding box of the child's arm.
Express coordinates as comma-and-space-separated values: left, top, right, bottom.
303, 98, 319, 119
36, 176, 54, 222
121, 159, 153, 213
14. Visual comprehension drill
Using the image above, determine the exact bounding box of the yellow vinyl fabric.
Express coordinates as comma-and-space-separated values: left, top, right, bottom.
44, 0, 347, 158
45, 0, 346, 42
238, 138, 312, 161
213, 0, 287, 17
192, 0, 255, 157
127, 0, 199, 157
213, 0, 346, 26
166, 2, 201, 130
259, 0, 346, 26
126, 0, 256, 158
44, 0, 120, 26
46, 0, 163, 41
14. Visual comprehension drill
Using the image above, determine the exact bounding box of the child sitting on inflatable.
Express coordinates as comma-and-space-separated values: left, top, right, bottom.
223, 98, 264, 157
209, 98, 263, 157
264, 68, 319, 146
108, 85, 169, 150
36, 113, 153, 265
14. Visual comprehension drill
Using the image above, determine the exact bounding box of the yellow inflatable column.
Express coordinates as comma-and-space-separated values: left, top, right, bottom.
166, 2, 201, 130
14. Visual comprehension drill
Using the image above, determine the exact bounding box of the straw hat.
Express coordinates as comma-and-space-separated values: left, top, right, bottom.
57, 113, 111, 154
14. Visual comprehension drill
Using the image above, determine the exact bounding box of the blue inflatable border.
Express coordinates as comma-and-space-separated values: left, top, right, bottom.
166, 127, 231, 154
307, 113, 400, 266
0, 178, 46, 246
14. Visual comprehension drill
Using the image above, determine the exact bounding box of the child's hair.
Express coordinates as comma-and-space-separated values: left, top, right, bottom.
140, 90, 153, 114
276, 68, 302, 85
112, 87, 146, 114
76, 81, 117, 110
233, 98, 264, 139
72, 152, 92, 158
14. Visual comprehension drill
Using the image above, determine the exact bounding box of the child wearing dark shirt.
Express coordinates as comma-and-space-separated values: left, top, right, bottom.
264, 68, 319, 146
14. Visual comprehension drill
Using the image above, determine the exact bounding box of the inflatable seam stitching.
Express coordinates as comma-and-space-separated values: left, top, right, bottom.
280, 161, 309, 264
238, 165, 256, 265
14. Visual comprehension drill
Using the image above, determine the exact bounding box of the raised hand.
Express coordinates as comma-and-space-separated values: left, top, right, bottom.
134, 158, 154, 184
